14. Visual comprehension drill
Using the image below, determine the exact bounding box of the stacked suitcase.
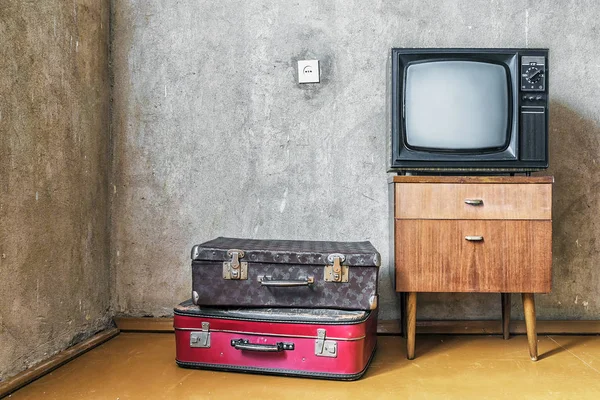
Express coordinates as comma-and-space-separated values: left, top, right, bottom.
174, 237, 380, 380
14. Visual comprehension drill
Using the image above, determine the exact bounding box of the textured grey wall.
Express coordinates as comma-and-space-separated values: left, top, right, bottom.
111, 0, 600, 321
0, 0, 111, 380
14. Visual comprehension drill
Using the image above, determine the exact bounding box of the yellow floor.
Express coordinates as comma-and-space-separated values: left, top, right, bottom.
8, 333, 600, 399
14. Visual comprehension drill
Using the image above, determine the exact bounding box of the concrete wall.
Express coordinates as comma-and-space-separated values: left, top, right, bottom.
0, 0, 111, 380
111, 0, 600, 321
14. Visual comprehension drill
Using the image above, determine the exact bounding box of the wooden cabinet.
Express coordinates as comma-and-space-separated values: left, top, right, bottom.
391, 176, 553, 360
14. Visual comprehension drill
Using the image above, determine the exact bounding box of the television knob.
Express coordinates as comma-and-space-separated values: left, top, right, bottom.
535, 95, 543, 100
528, 96, 535, 101
522, 95, 528, 101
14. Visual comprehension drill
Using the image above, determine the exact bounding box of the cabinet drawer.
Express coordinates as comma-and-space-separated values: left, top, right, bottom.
395, 219, 552, 293
395, 183, 552, 220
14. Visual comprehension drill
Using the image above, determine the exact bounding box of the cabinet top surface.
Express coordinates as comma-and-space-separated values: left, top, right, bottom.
390, 176, 554, 184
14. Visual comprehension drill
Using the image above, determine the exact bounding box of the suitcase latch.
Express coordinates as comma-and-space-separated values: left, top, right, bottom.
190, 322, 211, 348
324, 253, 349, 283
315, 329, 337, 358
223, 249, 248, 280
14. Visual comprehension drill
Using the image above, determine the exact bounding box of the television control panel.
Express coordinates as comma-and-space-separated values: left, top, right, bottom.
519, 54, 548, 163
520, 56, 546, 92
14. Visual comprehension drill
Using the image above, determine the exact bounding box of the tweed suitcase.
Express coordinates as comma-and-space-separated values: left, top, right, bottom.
190, 237, 380, 310
174, 300, 377, 380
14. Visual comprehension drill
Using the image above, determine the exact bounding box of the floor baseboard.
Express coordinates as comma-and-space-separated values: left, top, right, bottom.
0, 328, 120, 398
114, 317, 600, 336
115, 317, 175, 332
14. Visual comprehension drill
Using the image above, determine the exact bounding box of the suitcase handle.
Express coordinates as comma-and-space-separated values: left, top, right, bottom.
230, 339, 295, 352
258, 275, 315, 287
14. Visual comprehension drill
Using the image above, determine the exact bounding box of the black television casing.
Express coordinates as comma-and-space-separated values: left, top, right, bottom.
390, 48, 549, 173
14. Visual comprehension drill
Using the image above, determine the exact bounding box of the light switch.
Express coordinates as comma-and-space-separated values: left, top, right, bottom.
298, 60, 320, 83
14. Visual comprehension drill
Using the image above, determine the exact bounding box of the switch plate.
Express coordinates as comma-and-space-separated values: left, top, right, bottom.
298, 60, 320, 83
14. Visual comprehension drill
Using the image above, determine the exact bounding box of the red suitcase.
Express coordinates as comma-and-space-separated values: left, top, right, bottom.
174, 300, 377, 380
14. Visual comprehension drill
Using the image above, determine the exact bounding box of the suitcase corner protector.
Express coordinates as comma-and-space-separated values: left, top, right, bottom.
191, 245, 200, 260
374, 253, 381, 267
369, 295, 378, 310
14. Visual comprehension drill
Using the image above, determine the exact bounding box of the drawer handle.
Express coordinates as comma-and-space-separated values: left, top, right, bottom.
465, 236, 484, 242
465, 199, 484, 206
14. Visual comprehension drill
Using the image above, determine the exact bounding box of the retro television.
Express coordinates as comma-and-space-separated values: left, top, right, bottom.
390, 48, 549, 173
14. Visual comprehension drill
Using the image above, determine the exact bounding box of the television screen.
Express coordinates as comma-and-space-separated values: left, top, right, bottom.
404, 61, 509, 151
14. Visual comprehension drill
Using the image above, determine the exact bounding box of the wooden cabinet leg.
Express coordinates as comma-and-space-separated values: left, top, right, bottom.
400, 292, 407, 338
501, 293, 511, 340
406, 292, 417, 360
522, 293, 538, 361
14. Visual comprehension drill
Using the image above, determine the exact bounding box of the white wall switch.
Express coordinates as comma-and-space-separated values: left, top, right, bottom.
298, 60, 320, 83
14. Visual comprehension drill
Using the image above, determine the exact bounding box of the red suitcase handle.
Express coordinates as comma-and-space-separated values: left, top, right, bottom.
230, 339, 295, 352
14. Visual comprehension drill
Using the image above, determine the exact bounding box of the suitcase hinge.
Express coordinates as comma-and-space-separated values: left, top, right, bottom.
324, 253, 349, 283
223, 249, 248, 280
190, 322, 211, 348
315, 328, 337, 358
